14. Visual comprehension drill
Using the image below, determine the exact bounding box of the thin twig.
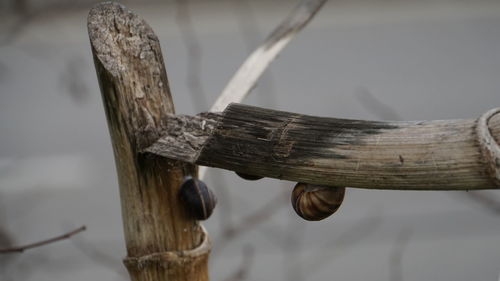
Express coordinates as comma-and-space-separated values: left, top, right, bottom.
210, 0, 327, 112
0, 225, 86, 254
300, 216, 382, 276
214, 190, 288, 255
222, 245, 255, 281
60, 56, 90, 104
461, 191, 500, 214
221, 189, 287, 240
1, 2, 95, 47
283, 214, 306, 281
210, 171, 234, 239
355, 87, 403, 121
389, 228, 412, 281
231, 0, 278, 109
174, 0, 209, 112
71, 235, 128, 278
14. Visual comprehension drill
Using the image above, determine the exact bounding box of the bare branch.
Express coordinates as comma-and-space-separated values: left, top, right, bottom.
60, 56, 90, 104
214, 190, 288, 253
230, 0, 278, 109
146, 104, 500, 190
282, 214, 306, 281
354, 89, 500, 218
222, 245, 255, 281
175, 0, 209, 111
210, 0, 328, 112
461, 191, 500, 214
355, 88, 403, 121
71, 235, 128, 278
300, 216, 382, 276
1, 2, 97, 47
389, 228, 412, 281
0, 226, 86, 254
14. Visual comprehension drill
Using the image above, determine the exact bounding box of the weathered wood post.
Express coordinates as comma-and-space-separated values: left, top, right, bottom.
88, 3, 209, 281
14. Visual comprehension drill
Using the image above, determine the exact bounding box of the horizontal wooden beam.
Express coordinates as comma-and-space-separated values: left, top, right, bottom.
145, 104, 500, 191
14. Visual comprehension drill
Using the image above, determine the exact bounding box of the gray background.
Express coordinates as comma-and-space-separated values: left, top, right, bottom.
1, 0, 500, 280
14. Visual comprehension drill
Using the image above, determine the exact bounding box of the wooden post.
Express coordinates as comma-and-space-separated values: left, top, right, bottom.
88, 3, 209, 281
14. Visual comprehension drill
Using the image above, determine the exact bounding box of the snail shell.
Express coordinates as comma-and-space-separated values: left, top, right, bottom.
179, 176, 217, 220
235, 172, 263, 181
291, 182, 345, 221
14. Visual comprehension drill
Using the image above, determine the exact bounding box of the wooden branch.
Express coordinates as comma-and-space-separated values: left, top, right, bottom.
0, 226, 86, 254
199, 0, 327, 180
88, 3, 209, 281
146, 104, 500, 190
210, 0, 328, 112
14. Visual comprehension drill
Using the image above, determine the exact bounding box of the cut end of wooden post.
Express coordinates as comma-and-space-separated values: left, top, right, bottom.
88, 2, 147, 76
88, 3, 209, 280
88, 1, 175, 149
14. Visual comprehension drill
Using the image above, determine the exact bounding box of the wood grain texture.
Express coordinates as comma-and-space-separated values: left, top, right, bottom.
88, 3, 208, 281
147, 104, 500, 190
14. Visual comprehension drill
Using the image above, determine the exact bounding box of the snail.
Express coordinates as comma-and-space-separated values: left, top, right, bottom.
291, 182, 345, 221
179, 176, 217, 220
235, 172, 263, 181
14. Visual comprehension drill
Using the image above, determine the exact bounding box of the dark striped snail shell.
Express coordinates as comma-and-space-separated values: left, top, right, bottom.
291, 182, 345, 221
179, 176, 217, 220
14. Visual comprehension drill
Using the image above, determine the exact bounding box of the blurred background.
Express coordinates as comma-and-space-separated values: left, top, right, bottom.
1, 0, 500, 280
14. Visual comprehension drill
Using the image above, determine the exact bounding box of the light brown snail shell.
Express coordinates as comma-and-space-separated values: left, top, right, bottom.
291, 182, 345, 221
